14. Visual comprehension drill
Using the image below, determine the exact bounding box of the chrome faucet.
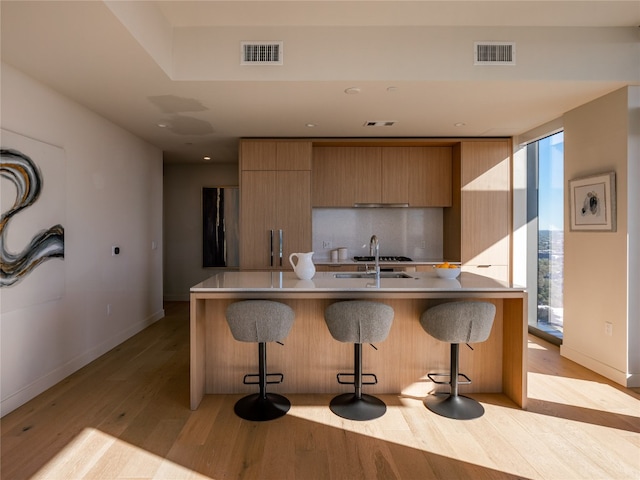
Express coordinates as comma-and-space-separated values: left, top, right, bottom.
367, 235, 380, 277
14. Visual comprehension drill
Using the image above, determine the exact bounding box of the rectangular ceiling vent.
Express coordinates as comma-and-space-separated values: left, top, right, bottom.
241, 42, 283, 65
474, 42, 516, 65
364, 121, 396, 127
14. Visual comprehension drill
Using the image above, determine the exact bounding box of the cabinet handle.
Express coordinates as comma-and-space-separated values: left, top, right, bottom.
477, 265, 492, 268
279, 229, 283, 267
270, 230, 274, 267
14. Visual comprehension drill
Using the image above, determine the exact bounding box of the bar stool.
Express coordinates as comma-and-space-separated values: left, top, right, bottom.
420, 301, 495, 420
324, 300, 394, 421
225, 300, 294, 421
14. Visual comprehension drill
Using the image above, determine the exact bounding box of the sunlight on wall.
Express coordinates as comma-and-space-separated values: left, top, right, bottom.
461, 161, 509, 192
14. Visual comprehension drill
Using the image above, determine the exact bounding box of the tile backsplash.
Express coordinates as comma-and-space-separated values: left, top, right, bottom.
312, 208, 443, 261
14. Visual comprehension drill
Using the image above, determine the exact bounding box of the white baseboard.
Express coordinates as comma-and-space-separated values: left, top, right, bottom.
560, 345, 632, 387
1, 308, 165, 417
627, 373, 640, 388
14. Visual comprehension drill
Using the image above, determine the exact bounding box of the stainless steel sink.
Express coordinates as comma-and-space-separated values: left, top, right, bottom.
333, 272, 413, 279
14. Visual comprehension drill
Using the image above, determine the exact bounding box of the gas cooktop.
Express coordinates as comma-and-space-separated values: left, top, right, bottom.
353, 256, 413, 262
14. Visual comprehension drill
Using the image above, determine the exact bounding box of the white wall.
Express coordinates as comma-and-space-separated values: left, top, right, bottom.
561, 86, 639, 387
163, 162, 238, 301
0, 64, 164, 415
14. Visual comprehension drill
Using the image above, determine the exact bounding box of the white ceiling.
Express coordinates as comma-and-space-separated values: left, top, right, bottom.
2, 1, 639, 163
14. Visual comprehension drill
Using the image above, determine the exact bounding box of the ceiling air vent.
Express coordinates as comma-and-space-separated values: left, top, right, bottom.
241, 42, 283, 65
474, 42, 515, 65
364, 121, 396, 127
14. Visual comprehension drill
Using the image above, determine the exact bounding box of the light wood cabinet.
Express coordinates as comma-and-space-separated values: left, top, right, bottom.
239, 141, 312, 270
240, 138, 509, 280
313, 145, 451, 207
444, 140, 511, 281
312, 146, 381, 206
240, 140, 311, 171
382, 147, 452, 206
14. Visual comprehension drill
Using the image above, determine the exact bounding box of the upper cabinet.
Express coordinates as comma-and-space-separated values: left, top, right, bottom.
241, 140, 312, 171
312, 147, 381, 206
312, 145, 451, 207
382, 146, 452, 207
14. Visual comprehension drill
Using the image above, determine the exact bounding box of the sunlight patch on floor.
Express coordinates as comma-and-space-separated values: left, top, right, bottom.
285, 399, 539, 479
528, 340, 550, 351
528, 372, 640, 417
32, 428, 210, 480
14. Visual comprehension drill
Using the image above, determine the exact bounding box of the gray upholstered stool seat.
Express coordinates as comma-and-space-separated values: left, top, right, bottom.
225, 300, 294, 421
420, 301, 496, 420
324, 301, 394, 421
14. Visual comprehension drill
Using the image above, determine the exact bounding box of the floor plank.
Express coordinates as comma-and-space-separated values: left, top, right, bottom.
2, 302, 639, 479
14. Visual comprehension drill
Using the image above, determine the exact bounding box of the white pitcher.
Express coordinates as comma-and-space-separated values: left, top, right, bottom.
289, 252, 316, 280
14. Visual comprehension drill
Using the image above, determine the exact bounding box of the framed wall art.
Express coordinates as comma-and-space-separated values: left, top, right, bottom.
202, 187, 239, 267
1, 129, 66, 313
569, 171, 616, 232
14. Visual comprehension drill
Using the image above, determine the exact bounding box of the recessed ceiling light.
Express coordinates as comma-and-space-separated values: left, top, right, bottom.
305, 123, 317, 128
157, 123, 168, 128
454, 122, 466, 127
203, 156, 211, 161
344, 87, 361, 95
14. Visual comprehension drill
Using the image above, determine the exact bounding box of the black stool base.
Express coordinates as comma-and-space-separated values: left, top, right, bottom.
329, 393, 386, 421
424, 393, 485, 420
234, 393, 291, 422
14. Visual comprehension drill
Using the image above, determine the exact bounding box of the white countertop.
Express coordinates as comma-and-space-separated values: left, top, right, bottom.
191, 270, 524, 294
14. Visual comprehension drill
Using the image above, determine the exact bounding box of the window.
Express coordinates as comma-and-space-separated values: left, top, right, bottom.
527, 132, 564, 343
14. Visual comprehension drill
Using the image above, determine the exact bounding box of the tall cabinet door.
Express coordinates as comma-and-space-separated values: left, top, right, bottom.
276, 170, 311, 268
460, 140, 511, 280
239, 140, 312, 270
240, 170, 278, 269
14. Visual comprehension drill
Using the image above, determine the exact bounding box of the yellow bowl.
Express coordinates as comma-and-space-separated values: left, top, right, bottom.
435, 267, 461, 279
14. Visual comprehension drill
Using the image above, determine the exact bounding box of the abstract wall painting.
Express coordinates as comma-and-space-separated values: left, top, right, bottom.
202, 187, 239, 268
569, 171, 616, 232
1, 129, 65, 313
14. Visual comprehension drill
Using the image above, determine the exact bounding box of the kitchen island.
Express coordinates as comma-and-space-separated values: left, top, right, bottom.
190, 271, 527, 410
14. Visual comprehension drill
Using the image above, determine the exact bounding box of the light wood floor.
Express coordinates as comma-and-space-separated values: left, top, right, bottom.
2, 302, 639, 480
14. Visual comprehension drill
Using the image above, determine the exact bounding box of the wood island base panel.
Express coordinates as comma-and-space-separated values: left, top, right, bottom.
190, 271, 527, 410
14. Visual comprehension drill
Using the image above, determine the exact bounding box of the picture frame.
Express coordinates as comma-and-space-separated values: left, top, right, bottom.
569, 171, 616, 232
202, 186, 239, 267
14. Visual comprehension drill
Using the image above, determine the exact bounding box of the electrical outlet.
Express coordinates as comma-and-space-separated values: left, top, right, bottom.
605, 322, 613, 336
323, 241, 332, 249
